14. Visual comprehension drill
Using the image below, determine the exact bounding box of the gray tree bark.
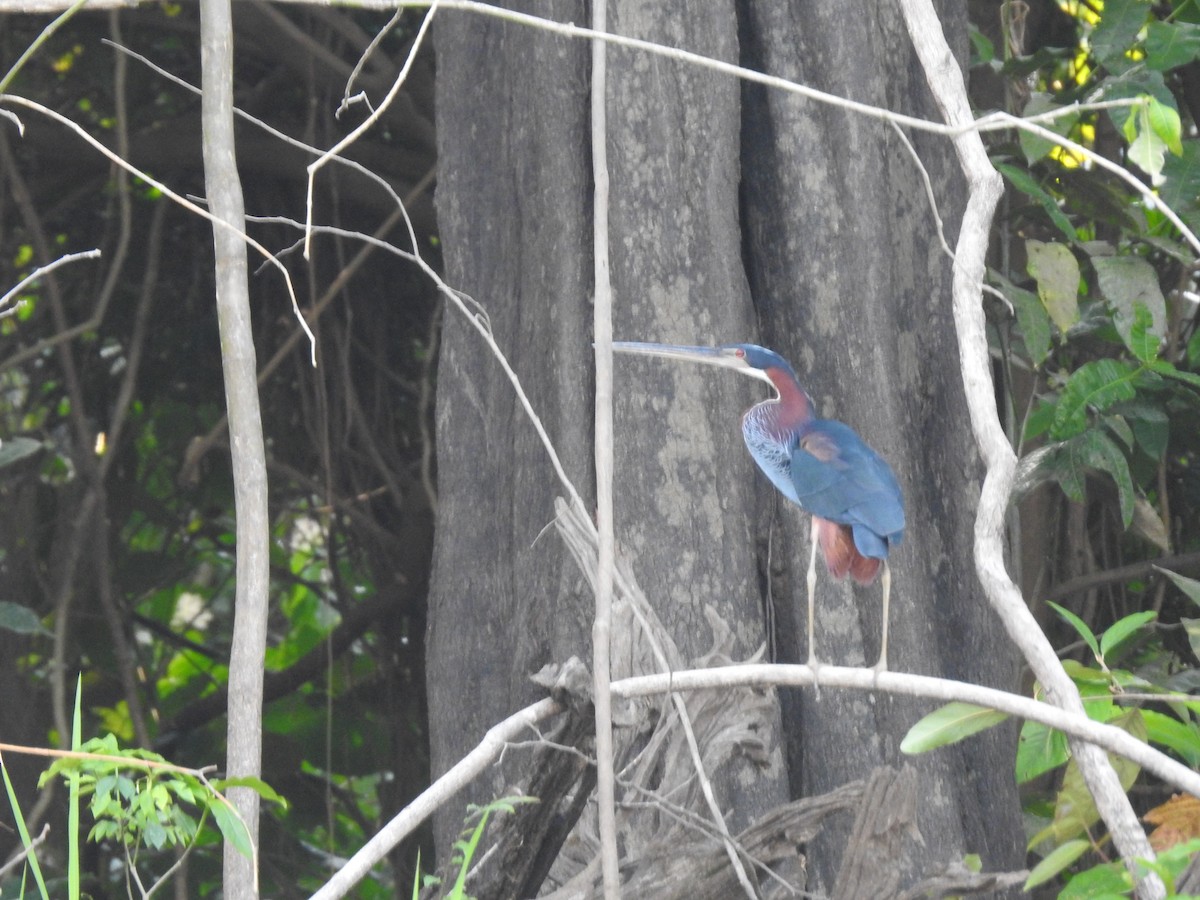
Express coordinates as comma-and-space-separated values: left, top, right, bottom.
739, 0, 1024, 892
429, 0, 1025, 892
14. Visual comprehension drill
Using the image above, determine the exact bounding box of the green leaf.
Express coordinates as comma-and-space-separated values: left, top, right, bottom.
1144, 20, 1200, 70
1048, 601, 1101, 660
1141, 709, 1200, 767
1026, 240, 1080, 334
1016, 719, 1070, 783
1104, 413, 1134, 449
1072, 430, 1136, 528
1025, 838, 1092, 890
991, 272, 1052, 366
1051, 359, 1140, 440
1127, 106, 1170, 184
1160, 143, 1200, 233
995, 163, 1077, 242
1090, 256, 1166, 358
969, 25, 995, 64
210, 797, 253, 860
1090, 0, 1151, 68
0, 436, 41, 469
1099, 610, 1156, 658
1147, 358, 1200, 389
211, 775, 287, 810
0, 601, 50, 636
1101, 69, 1176, 137
900, 702, 1009, 754
1122, 97, 1183, 184
1122, 402, 1169, 459
1148, 96, 1184, 155
1058, 861, 1131, 898
1158, 567, 1200, 607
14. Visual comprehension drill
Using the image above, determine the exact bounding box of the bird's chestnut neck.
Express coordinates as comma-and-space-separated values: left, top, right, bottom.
764, 365, 814, 427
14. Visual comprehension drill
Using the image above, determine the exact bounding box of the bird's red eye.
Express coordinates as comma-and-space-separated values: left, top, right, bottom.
735, 348, 745, 358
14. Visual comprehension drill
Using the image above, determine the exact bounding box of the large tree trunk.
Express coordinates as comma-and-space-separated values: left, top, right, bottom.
429, 0, 1025, 892
738, 0, 1024, 891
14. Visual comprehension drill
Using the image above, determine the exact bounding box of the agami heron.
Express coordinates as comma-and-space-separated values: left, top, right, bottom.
612, 342, 905, 671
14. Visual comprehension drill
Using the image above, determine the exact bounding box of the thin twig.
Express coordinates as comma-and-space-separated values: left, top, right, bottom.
0, 95, 318, 364
0, 249, 100, 312
0, 822, 49, 880
303, 0, 438, 259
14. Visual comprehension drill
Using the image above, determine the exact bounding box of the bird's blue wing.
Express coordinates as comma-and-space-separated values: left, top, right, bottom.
790, 421, 905, 552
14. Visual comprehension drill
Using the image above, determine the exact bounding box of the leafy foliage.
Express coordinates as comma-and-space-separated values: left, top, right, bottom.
1, 5, 439, 894
974, 0, 1200, 889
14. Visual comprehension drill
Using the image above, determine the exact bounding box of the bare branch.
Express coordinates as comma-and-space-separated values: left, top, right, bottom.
588, 0, 620, 896
0, 249, 100, 314
895, 1, 1165, 895
199, 0, 269, 894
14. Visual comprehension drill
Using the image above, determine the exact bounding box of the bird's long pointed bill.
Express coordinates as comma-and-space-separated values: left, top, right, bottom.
611, 342, 743, 370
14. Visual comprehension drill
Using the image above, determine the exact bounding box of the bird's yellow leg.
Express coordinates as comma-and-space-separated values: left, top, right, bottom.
874, 561, 891, 673
806, 519, 819, 670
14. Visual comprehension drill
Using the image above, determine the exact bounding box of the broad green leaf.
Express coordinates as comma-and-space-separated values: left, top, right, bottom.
1148, 96, 1184, 155
1122, 402, 1169, 459
1073, 430, 1136, 528
1058, 862, 1131, 898
1025, 839, 1092, 890
1104, 413, 1134, 448
1090, 0, 1151, 68
212, 775, 287, 810
1048, 601, 1101, 660
995, 163, 1077, 242
0, 601, 50, 636
210, 797, 253, 859
991, 272, 1052, 366
1126, 304, 1161, 364
900, 702, 1009, 754
1099, 610, 1156, 658
969, 24, 996, 65
1026, 240, 1080, 334
1091, 257, 1166, 356
1144, 20, 1200, 70
1051, 359, 1139, 440
1141, 709, 1200, 767
1127, 107, 1170, 185
1016, 719, 1070, 783
1158, 567, 1200, 607
1148, 358, 1200, 389
1160, 142, 1200, 231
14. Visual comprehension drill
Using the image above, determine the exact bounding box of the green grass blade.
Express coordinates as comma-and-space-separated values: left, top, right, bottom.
69, 675, 82, 900
1, 752, 50, 899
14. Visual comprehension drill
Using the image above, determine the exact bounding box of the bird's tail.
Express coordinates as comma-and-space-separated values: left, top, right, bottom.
816, 518, 882, 586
